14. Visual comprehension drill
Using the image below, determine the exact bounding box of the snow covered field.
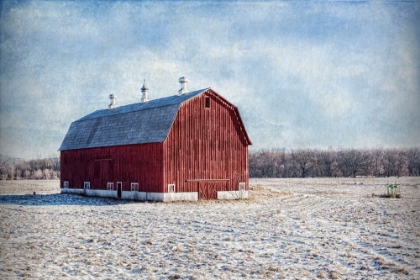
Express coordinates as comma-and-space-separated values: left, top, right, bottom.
0, 177, 419, 279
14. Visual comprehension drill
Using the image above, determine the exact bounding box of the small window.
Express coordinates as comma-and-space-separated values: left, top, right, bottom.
84, 182, 90, 189
168, 184, 176, 193
205, 97, 210, 109
239, 182, 246, 191
107, 182, 114, 190
131, 183, 139, 192
63, 181, 69, 188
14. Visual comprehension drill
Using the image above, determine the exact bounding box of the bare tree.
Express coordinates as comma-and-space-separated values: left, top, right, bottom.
394, 150, 409, 177
241, 148, 417, 179
314, 150, 336, 177
407, 148, 420, 176
293, 149, 313, 178
369, 148, 385, 177
338, 149, 369, 177
0, 158, 10, 170
383, 150, 397, 177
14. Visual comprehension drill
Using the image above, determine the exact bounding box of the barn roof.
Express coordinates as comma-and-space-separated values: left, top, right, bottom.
59, 88, 251, 151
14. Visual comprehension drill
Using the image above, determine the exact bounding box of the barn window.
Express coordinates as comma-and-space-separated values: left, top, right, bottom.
205, 97, 210, 108
131, 183, 139, 192
239, 182, 246, 191
107, 182, 114, 190
84, 182, 90, 189
63, 181, 69, 188
168, 184, 176, 193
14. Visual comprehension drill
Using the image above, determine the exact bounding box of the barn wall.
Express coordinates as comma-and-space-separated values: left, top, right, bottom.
163, 91, 249, 195
60, 143, 164, 192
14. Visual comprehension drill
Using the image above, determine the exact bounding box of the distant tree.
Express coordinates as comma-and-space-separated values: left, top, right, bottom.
0, 157, 60, 180
314, 150, 336, 177
381, 149, 409, 177
32, 169, 43, 180
337, 149, 369, 177
24, 169, 31, 179
293, 149, 313, 178
0, 158, 10, 170
369, 148, 385, 177
330, 159, 341, 177
50, 157, 60, 171
249, 148, 417, 178
407, 148, 420, 176
8, 166, 15, 180
249, 149, 287, 178
286, 152, 299, 178
394, 150, 409, 177
43, 169, 52, 180
270, 149, 286, 178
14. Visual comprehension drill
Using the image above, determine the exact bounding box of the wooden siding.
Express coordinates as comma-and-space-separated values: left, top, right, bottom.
163, 90, 249, 195
60, 89, 250, 200
60, 143, 164, 192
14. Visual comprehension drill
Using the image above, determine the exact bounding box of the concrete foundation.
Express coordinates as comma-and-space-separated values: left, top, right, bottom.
217, 190, 249, 200
61, 188, 246, 202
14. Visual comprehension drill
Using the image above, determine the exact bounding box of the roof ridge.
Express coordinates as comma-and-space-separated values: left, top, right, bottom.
75, 88, 209, 122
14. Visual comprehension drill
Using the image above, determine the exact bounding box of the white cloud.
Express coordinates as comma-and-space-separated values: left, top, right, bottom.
1, 0, 419, 158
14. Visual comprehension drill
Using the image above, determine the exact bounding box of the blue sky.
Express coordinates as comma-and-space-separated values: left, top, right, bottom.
1, 0, 419, 159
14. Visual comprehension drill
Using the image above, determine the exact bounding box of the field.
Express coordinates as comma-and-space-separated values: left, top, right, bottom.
0, 177, 419, 279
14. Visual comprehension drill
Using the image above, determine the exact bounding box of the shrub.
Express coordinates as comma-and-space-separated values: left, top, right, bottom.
372, 183, 402, 198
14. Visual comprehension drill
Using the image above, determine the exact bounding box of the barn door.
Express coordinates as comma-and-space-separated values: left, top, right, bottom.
198, 183, 208, 200
198, 182, 218, 200
117, 182, 122, 199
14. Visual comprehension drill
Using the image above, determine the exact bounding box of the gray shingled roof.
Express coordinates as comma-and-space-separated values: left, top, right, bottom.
59, 88, 208, 151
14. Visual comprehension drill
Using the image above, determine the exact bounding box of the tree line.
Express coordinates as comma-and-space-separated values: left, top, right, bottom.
250, 148, 420, 178
0, 157, 60, 180
1, 147, 419, 180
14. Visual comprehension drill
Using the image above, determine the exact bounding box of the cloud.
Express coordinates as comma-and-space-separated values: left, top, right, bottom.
0, 1, 419, 158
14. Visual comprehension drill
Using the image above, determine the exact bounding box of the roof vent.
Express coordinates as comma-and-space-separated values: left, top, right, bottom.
108, 94, 117, 109
178, 76, 189, 95
141, 79, 149, 103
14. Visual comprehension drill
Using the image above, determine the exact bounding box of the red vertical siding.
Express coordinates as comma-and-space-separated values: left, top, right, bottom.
163, 90, 249, 195
60, 89, 250, 199
60, 143, 164, 192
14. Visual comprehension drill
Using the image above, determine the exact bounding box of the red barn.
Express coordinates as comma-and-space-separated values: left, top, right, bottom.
59, 77, 252, 201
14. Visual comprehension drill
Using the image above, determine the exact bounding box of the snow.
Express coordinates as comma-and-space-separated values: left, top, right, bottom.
0, 177, 419, 279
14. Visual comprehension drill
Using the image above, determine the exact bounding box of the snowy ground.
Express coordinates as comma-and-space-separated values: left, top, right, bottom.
0, 177, 419, 279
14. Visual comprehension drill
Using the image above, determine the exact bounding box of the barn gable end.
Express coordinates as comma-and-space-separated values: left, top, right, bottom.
163, 89, 251, 199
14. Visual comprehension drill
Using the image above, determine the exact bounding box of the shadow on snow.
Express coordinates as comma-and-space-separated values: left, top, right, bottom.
0, 193, 144, 206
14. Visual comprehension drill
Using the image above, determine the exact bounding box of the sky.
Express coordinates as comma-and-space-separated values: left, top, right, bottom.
0, 0, 419, 159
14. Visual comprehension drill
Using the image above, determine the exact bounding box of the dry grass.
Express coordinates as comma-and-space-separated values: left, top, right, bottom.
0, 180, 59, 194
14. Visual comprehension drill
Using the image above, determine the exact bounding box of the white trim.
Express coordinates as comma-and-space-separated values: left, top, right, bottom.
84, 182, 90, 189
168, 184, 176, 193
107, 182, 114, 190
63, 181, 69, 188
131, 182, 139, 192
